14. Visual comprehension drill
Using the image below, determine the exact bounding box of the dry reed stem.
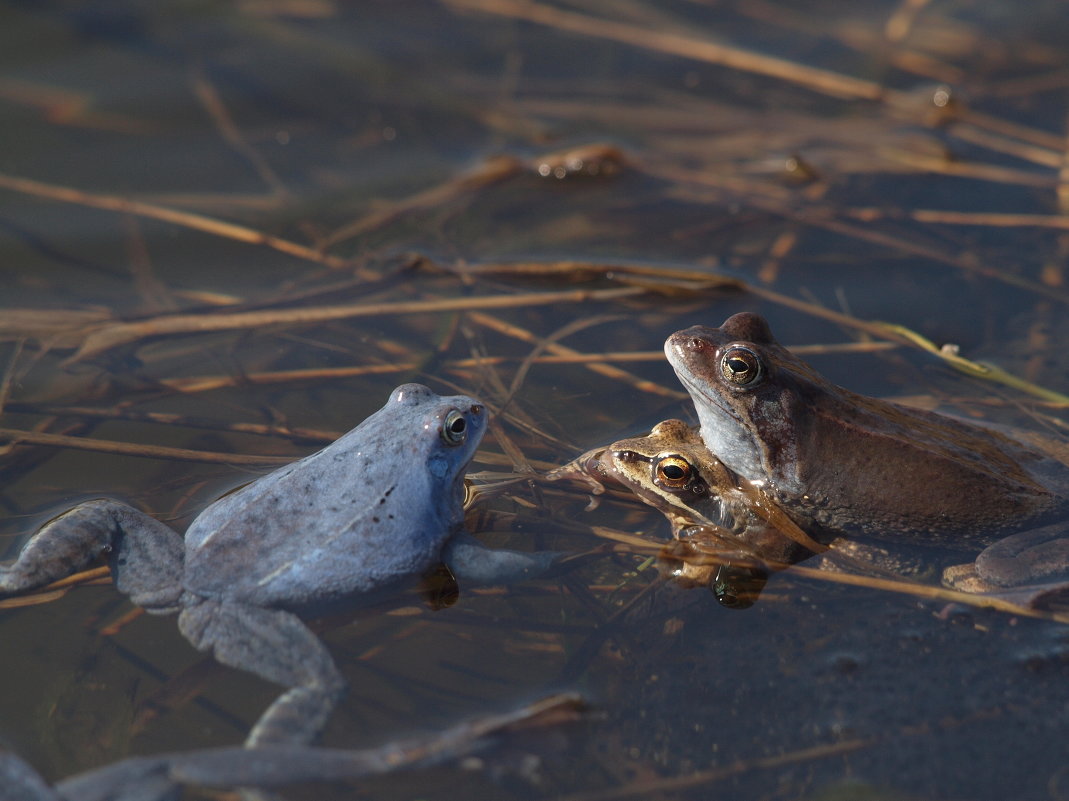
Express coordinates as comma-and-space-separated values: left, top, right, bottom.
322, 144, 624, 249
123, 215, 178, 313
444, 0, 886, 101
65, 286, 649, 362
445, 0, 1065, 175
449, 0, 1063, 159
877, 149, 1058, 189
322, 155, 523, 248
98, 606, 147, 636
161, 363, 421, 393
955, 107, 1067, 153
191, 65, 290, 199
946, 124, 1062, 169
5, 404, 343, 444
884, 0, 935, 43
150, 347, 898, 396
849, 207, 1069, 229
501, 315, 625, 414
0, 172, 354, 271
651, 163, 1069, 304
0, 77, 155, 133
469, 311, 686, 399
456, 260, 747, 287
0, 428, 292, 465
573, 520, 1069, 624
460, 259, 1069, 402
0, 309, 115, 348
790, 564, 1069, 623
552, 736, 873, 801
0, 567, 111, 610
0, 340, 22, 415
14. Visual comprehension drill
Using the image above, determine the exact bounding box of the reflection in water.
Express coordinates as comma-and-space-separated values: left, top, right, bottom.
658, 536, 770, 609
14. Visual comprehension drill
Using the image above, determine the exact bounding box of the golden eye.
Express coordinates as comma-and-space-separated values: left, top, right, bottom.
441, 410, 468, 446
720, 346, 762, 386
655, 455, 692, 489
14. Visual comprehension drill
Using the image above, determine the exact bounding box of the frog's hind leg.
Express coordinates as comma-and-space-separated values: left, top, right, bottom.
0, 498, 184, 611
974, 523, 1069, 587
178, 599, 346, 747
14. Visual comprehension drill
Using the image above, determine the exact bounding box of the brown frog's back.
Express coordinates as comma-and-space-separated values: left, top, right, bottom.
782, 387, 1069, 545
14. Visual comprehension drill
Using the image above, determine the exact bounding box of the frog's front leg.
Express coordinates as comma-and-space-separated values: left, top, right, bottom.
0, 499, 184, 611
441, 531, 564, 586
177, 598, 346, 747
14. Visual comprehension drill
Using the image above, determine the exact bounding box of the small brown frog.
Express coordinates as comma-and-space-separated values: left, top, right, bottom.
549, 420, 931, 606
548, 419, 829, 606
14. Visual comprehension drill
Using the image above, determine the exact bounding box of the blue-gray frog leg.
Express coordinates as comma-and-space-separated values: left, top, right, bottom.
440, 531, 564, 586
177, 599, 345, 748
21, 692, 581, 801
0, 751, 64, 801
0, 500, 183, 611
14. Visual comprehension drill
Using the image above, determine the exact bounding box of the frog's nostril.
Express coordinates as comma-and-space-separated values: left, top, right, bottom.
471, 404, 484, 415
689, 338, 705, 351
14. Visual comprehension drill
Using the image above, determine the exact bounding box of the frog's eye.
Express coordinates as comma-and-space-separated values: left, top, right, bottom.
441, 410, 468, 446
655, 455, 693, 489
720, 346, 762, 387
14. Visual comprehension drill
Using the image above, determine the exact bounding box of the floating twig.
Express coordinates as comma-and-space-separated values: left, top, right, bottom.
0, 428, 293, 465
0, 172, 354, 271
64, 286, 649, 362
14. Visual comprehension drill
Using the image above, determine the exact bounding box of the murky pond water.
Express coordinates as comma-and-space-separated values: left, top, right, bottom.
3, 1, 1069, 799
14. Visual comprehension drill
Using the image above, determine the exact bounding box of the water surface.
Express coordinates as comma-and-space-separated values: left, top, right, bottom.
2, 2, 1069, 799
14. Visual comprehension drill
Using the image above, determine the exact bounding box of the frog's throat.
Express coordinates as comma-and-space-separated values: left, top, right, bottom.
672, 370, 767, 487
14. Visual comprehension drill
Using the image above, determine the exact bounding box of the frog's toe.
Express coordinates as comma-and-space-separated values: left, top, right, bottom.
941, 562, 993, 593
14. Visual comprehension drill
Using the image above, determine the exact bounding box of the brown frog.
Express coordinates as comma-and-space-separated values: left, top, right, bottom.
664, 312, 1069, 597
548, 420, 921, 606
549, 420, 824, 560
548, 420, 833, 606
